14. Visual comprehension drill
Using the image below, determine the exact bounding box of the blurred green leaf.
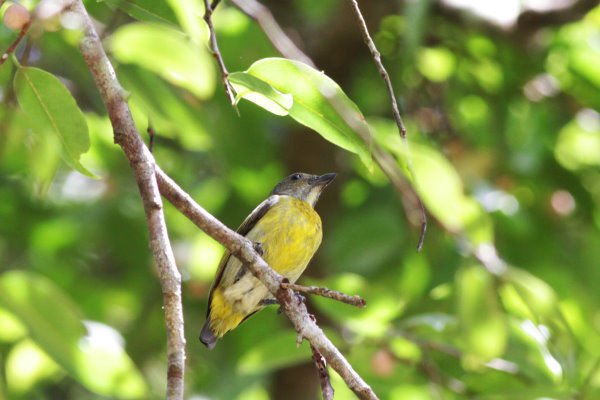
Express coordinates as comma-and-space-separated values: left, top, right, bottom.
165, 0, 205, 42
102, 0, 178, 25
0, 307, 26, 343
0, 271, 148, 398
503, 267, 559, 319
310, 273, 406, 338
554, 114, 600, 171
14, 67, 93, 177
370, 118, 493, 244
230, 58, 373, 167
110, 22, 215, 99
417, 47, 456, 82
456, 265, 507, 366
6, 339, 63, 395
237, 331, 310, 375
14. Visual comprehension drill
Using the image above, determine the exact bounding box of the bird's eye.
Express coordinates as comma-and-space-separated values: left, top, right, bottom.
291, 173, 302, 181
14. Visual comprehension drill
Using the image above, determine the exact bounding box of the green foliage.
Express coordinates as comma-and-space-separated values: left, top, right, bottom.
0, 271, 147, 398
1, 0, 600, 399
14, 66, 93, 177
230, 58, 373, 167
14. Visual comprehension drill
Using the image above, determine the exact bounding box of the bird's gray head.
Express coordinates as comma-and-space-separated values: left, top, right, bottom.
271, 172, 336, 207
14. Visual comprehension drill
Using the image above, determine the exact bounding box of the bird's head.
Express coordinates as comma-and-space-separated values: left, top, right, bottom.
271, 172, 336, 207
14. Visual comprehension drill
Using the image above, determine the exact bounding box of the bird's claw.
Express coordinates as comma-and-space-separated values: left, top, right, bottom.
253, 241, 264, 256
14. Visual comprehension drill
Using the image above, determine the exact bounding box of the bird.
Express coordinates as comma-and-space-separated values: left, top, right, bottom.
200, 172, 336, 349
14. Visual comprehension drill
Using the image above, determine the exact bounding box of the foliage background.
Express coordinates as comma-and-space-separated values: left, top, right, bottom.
1, 0, 600, 399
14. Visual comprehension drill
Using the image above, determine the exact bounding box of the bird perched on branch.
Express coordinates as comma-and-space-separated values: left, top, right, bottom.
200, 172, 336, 349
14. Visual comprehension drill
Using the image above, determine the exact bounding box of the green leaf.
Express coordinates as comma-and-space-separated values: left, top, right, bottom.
14, 67, 93, 177
456, 265, 507, 366
0, 271, 148, 398
101, 0, 178, 25
6, 339, 62, 395
229, 72, 293, 116
110, 22, 215, 99
503, 267, 559, 319
309, 273, 406, 338
370, 118, 493, 245
230, 58, 373, 167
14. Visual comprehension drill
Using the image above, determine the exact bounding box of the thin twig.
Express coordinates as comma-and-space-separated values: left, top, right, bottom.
348, 0, 427, 251
70, 2, 186, 399
202, 0, 237, 106
0, 21, 32, 66
147, 124, 156, 153
230, 0, 315, 67
155, 166, 379, 400
282, 282, 366, 308
348, 1, 406, 138
311, 344, 335, 400
394, 331, 531, 383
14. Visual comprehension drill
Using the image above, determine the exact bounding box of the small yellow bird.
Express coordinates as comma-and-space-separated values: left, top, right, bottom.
200, 172, 336, 348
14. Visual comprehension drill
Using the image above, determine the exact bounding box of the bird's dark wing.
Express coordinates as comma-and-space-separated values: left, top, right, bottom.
205, 195, 280, 317
236, 195, 280, 236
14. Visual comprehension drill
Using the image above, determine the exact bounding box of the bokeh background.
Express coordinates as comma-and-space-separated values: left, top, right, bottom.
1, 0, 600, 399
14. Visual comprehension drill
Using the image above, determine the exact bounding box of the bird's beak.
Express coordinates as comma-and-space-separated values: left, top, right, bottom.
312, 173, 336, 187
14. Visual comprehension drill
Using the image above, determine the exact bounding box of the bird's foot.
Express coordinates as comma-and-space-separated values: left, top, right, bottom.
253, 241, 264, 256
260, 298, 278, 307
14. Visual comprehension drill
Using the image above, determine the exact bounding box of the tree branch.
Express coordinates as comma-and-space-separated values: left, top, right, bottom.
347, 0, 427, 251
0, 21, 31, 66
202, 0, 236, 106
230, 0, 316, 68
311, 344, 335, 400
154, 166, 379, 399
70, 2, 185, 399
281, 282, 366, 308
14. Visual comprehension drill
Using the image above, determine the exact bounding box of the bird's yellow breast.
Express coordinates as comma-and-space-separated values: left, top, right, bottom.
207, 196, 323, 338
248, 196, 322, 280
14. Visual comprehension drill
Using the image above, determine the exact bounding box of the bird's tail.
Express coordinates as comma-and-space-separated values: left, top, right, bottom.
200, 319, 217, 349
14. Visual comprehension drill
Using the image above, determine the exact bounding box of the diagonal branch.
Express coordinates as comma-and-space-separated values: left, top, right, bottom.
69, 2, 185, 399
154, 167, 379, 399
230, 0, 316, 68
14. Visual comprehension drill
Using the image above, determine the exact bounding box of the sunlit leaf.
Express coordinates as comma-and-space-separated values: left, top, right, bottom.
230, 58, 373, 167
456, 265, 507, 366
370, 118, 493, 244
503, 267, 559, 319
309, 273, 406, 338
0, 271, 148, 398
0, 307, 26, 343
165, 0, 205, 43
110, 22, 215, 99
14, 67, 93, 177
417, 47, 456, 82
6, 339, 63, 395
229, 72, 293, 116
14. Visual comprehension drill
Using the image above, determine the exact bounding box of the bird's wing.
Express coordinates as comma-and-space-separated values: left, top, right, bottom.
205, 195, 280, 317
